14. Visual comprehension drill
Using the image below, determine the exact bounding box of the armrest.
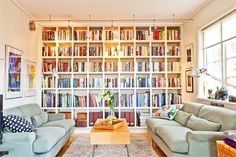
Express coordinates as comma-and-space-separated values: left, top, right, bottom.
186, 131, 224, 156
48, 113, 65, 121
3, 132, 36, 144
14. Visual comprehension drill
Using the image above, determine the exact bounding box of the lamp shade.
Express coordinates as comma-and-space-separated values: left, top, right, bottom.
189, 68, 200, 77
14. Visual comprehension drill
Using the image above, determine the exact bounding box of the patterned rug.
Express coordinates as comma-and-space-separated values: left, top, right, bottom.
63, 134, 158, 157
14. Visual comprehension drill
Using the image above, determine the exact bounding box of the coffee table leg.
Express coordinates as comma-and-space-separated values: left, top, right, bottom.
92, 145, 96, 157
125, 145, 130, 157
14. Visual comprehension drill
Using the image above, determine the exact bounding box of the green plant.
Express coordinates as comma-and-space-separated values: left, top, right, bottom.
101, 90, 115, 117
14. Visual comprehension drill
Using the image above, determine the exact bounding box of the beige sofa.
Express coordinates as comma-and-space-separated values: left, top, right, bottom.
146, 102, 236, 157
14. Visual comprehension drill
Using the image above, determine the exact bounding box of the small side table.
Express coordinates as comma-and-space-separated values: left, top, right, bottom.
217, 140, 236, 157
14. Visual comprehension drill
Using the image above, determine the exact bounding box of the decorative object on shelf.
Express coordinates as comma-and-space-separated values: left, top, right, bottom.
185, 69, 194, 93
215, 86, 228, 100
101, 90, 116, 125
208, 89, 215, 99
185, 43, 194, 68
5, 45, 23, 99
24, 60, 36, 97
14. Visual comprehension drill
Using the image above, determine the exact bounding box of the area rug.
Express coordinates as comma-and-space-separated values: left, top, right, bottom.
63, 134, 158, 157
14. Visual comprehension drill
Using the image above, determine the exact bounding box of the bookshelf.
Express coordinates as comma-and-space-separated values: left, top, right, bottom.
41, 25, 182, 128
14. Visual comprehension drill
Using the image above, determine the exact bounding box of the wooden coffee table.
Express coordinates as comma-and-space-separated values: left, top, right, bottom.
90, 118, 130, 157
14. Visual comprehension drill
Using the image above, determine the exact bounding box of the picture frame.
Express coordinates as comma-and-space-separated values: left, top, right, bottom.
185, 43, 194, 68
185, 69, 194, 93
24, 60, 36, 97
5, 45, 23, 99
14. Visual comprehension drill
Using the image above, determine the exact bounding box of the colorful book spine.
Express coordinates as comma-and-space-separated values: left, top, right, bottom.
167, 46, 180, 56
58, 78, 71, 88
152, 93, 166, 107
89, 78, 103, 88
120, 30, 134, 40
136, 92, 150, 107
167, 62, 181, 72
58, 93, 72, 107
136, 77, 150, 87
89, 62, 103, 72
151, 62, 165, 72
167, 29, 180, 40
120, 45, 134, 56
136, 30, 150, 40
104, 62, 118, 72
42, 91, 56, 107
58, 61, 71, 72
167, 93, 182, 104
43, 76, 56, 88
73, 78, 87, 88
42, 31, 55, 41
120, 78, 134, 88
73, 62, 87, 72
89, 94, 103, 107
58, 46, 72, 56
104, 78, 118, 88
73, 95, 87, 107
137, 62, 149, 72
151, 46, 165, 56
74, 46, 87, 56
120, 94, 135, 107
43, 61, 56, 72
168, 77, 181, 87
151, 77, 165, 87
58, 29, 72, 41
89, 46, 103, 56
89, 30, 102, 41
151, 29, 165, 40
136, 46, 149, 56
121, 62, 134, 72
73, 30, 87, 41
105, 30, 119, 40
42, 47, 56, 56
104, 46, 118, 56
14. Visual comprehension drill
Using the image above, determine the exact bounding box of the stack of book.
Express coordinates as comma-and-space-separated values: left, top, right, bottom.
167, 62, 181, 72
121, 112, 135, 126
75, 113, 87, 127
104, 62, 118, 72
136, 111, 150, 126
89, 112, 103, 126
105, 30, 119, 40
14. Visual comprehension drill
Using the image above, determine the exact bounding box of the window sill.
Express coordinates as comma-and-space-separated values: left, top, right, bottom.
197, 97, 236, 107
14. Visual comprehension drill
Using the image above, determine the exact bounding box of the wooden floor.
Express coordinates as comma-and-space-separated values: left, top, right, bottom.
56, 133, 166, 157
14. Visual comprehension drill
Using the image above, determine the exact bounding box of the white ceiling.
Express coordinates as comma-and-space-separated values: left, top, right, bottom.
15, 0, 210, 20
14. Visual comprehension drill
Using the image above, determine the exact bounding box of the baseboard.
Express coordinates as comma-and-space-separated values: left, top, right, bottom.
74, 127, 147, 134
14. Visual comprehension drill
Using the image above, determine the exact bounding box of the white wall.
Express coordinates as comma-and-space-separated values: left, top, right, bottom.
182, 0, 236, 104
0, 0, 41, 109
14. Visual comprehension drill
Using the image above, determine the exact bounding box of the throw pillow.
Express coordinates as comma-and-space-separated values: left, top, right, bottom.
186, 115, 221, 131
174, 110, 192, 126
155, 104, 184, 120
31, 112, 48, 127
3, 114, 35, 133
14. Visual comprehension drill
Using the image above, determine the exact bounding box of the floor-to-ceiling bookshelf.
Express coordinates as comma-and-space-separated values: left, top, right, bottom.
41, 25, 182, 128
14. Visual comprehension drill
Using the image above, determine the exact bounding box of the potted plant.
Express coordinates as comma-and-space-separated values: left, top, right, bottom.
101, 90, 116, 125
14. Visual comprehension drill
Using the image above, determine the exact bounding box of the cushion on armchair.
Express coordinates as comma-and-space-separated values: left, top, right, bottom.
186, 115, 221, 131
31, 112, 48, 127
3, 114, 35, 133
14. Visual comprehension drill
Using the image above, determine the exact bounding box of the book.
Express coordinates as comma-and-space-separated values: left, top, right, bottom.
89, 45, 103, 56
58, 93, 72, 107
74, 95, 87, 107
73, 78, 87, 88
151, 46, 165, 56
42, 46, 56, 56
74, 45, 87, 56
58, 46, 72, 56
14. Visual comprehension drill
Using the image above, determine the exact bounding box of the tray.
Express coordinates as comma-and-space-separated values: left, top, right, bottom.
94, 119, 125, 130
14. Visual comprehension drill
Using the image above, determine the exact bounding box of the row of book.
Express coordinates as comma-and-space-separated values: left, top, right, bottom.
43, 76, 56, 88
136, 46, 149, 56
104, 62, 118, 72
167, 46, 180, 56
152, 29, 165, 40
120, 78, 135, 88
74, 95, 87, 107
89, 30, 103, 41
42, 91, 56, 107
152, 62, 165, 72
89, 94, 102, 107
42, 31, 55, 41
89, 62, 103, 72
104, 46, 118, 56
89, 78, 103, 88
74, 46, 87, 56
136, 30, 149, 40
58, 62, 71, 72
167, 93, 182, 105
42, 46, 56, 56
137, 62, 149, 72
151, 46, 165, 56
43, 61, 56, 72
137, 112, 150, 126
104, 78, 118, 88
58, 93, 72, 107
137, 77, 150, 87
89, 46, 103, 56
168, 77, 181, 87
58, 47, 72, 56
121, 62, 134, 72
58, 78, 71, 88
151, 77, 165, 87
73, 30, 87, 41
167, 62, 181, 72
121, 112, 135, 126
136, 92, 150, 107
58, 29, 72, 41
120, 30, 134, 40
73, 62, 87, 72
167, 29, 180, 40
152, 93, 166, 107
73, 78, 87, 88
120, 46, 134, 56
120, 93, 135, 107
105, 30, 119, 40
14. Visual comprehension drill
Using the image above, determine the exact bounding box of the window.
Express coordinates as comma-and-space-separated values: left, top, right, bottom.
201, 11, 236, 98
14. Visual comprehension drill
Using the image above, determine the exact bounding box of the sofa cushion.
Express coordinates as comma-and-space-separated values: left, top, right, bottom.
3, 114, 35, 133
31, 112, 48, 128
186, 115, 221, 131
174, 110, 192, 126
33, 126, 65, 153
198, 105, 236, 131
182, 102, 204, 116
156, 126, 191, 153
146, 118, 181, 132
42, 119, 75, 132
157, 104, 183, 120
